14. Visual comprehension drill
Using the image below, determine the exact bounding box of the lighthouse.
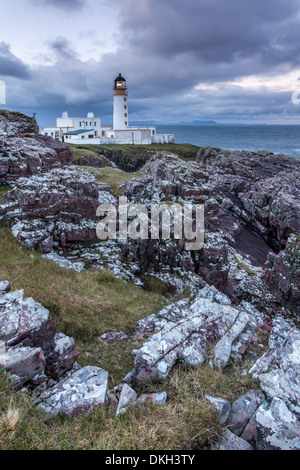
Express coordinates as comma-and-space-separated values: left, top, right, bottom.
113, 73, 128, 130
42, 73, 174, 144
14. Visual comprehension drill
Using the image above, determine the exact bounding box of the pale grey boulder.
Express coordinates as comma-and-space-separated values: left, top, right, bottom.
42, 252, 85, 273
116, 384, 137, 417
0, 281, 10, 294
212, 311, 250, 370
0, 290, 55, 354
0, 286, 80, 384
38, 366, 108, 416
45, 333, 79, 379
205, 396, 231, 424
115, 385, 167, 416
132, 286, 261, 383
253, 398, 300, 450
250, 317, 300, 414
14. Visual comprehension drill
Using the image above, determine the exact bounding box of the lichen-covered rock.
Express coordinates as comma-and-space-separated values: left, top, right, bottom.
212, 311, 251, 370
205, 396, 231, 424
199, 147, 300, 257
120, 153, 229, 288
264, 234, 300, 316
249, 316, 300, 414
45, 333, 79, 379
0, 283, 78, 385
131, 285, 261, 383
252, 398, 300, 450
0, 110, 39, 137
213, 429, 253, 450
0, 111, 72, 184
43, 252, 85, 272
0, 281, 10, 294
116, 384, 137, 416
0, 137, 73, 184
0, 167, 116, 251
227, 391, 265, 436
38, 366, 108, 416
0, 289, 55, 354
240, 173, 300, 247
0, 345, 45, 386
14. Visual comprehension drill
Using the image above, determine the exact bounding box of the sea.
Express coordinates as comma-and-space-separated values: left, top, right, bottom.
155, 125, 300, 159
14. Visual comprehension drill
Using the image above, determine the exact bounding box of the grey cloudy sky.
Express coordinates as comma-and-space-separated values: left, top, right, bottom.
1, 0, 300, 126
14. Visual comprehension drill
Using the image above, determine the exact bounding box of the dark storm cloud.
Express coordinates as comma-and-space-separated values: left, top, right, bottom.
32, 0, 86, 10
0, 42, 31, 79
5, 0, 300, 124
113, 0, 300, 82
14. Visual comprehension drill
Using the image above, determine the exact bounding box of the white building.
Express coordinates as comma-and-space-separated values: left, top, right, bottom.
40, 74, 174, 145
42, 112, 102, 141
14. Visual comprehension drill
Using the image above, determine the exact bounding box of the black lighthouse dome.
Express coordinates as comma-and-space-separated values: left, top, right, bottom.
114, 73, 127, 90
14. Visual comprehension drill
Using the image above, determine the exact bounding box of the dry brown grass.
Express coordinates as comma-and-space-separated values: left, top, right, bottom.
0, 357, 257, 450
0, 406, 21, 436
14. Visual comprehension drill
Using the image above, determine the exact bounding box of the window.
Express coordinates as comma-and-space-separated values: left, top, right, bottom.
152, 130, 155, 135
124, 113, 127, 117
88, 134, 93, 139
79, 122, 82, 127
124, 105, 127, 110
90, 122, 92, 126
125, 121, 128, 126
94, 122, 97, 126
124, 97, 127, 102
102, 131, 106, 137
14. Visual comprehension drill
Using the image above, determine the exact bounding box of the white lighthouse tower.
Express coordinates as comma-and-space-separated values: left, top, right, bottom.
113, 73, 128, 130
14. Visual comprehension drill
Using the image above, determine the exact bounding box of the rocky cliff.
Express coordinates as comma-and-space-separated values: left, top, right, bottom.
0, 113, 299, 450
0, 111, 72, 184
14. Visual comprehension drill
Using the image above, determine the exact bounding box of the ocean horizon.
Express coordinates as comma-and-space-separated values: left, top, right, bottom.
155, 124, 300, 159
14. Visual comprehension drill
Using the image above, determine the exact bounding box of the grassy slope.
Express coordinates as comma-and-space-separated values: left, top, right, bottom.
0, 172, 258, 450
75, 165, 141, 197
68, 142, 201, 172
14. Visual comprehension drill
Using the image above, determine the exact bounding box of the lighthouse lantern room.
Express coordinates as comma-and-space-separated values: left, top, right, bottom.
113, 73, 128, 130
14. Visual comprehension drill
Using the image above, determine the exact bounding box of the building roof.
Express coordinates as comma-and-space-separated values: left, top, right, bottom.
63, 129, 94, 135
